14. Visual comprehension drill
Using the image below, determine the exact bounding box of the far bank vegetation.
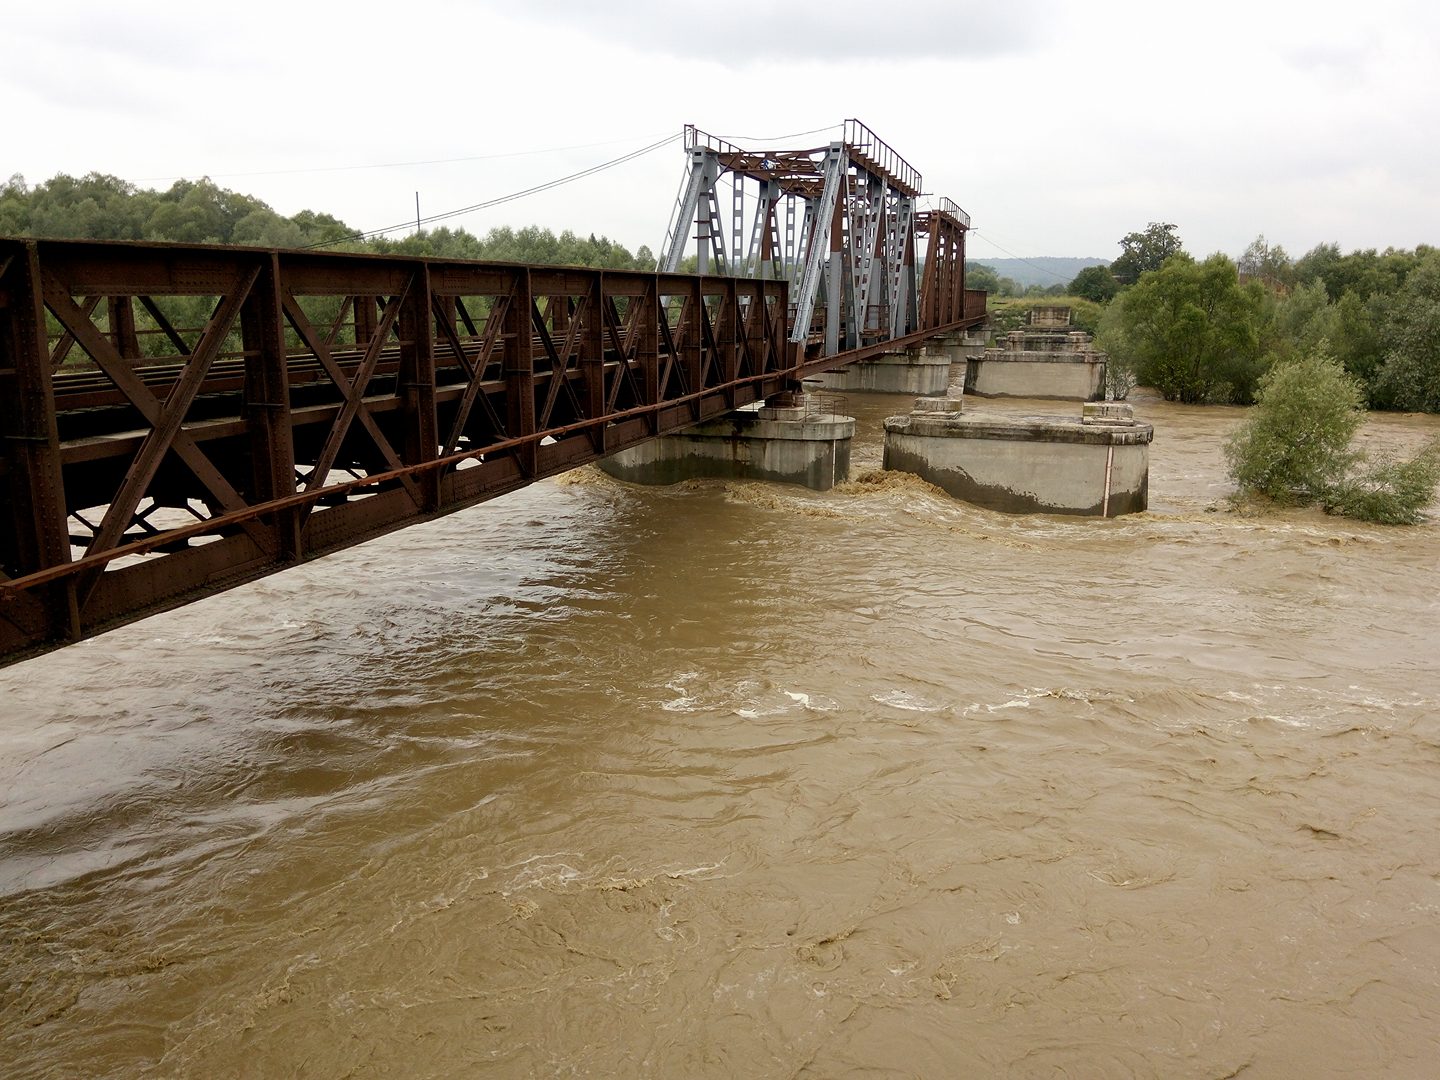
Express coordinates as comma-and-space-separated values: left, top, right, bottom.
970, 224, 1440, 523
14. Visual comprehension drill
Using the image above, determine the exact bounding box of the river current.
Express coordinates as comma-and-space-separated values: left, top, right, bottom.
2, 385, 1438, 1078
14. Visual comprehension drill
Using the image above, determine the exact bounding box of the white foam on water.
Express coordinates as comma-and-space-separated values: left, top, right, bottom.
872, 689, 940, 712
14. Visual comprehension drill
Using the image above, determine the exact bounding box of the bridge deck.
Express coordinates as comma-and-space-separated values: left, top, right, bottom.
1, 237, 984, 665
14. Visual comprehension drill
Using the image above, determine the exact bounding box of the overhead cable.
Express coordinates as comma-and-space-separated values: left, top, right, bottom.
969, 231, 1074, 281
308, 131, 683, 248
129, 132, 679, 183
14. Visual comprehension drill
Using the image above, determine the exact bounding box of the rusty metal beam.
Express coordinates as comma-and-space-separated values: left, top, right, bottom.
0, 234, 979, 666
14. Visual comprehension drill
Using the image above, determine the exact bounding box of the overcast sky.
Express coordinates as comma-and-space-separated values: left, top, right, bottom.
6, 0, 1439, 265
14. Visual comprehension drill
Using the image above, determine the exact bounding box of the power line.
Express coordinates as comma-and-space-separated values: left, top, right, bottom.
710, 123, 842, 144
128, 132, 678, 184
969, 231, 1075, 282
309, 131, 683, 249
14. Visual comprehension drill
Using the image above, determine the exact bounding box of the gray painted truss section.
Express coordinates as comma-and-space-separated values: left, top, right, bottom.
660, 129, 922, 349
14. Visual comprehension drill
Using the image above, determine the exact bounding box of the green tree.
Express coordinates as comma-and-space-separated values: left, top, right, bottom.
1226, 348, 1440, 523
1238, 234, 1294, 290
1095, 301, 1138, 400
1106, 253, 1267, 403
965, 261, 1001, 293
1371, 251, 1440, 412
0, 174, 31, 234
1294, 242, 1420, 303
22, 172, 155, 240
1225, 349, 1363, 503
1110, 222, 1182, 285
1068, 264, 1118, 303
230, 209, 307, 248
290, 209, 354, 247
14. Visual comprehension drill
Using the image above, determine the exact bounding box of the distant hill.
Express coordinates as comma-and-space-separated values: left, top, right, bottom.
968, 256, 1109, 289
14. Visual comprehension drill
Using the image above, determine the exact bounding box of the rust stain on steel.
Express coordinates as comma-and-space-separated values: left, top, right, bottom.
0, 237, 983, 665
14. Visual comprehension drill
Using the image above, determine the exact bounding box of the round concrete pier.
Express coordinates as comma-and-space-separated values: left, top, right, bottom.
883, 402, 1153, 516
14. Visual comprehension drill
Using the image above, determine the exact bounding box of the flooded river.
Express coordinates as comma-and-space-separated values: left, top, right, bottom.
3, 385, 1439, 1078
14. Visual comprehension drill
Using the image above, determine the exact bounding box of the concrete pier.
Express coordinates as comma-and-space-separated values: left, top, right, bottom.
883, 400, 1152, 517
965, 308, 1107, 401
599, 395, 856, 491
804, 345, 950, 395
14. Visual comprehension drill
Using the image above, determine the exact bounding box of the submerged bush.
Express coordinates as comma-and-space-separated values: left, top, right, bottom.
1322, 442, 1440, 525
1226, 348, 1440, 523
1225, 349, 1363, 504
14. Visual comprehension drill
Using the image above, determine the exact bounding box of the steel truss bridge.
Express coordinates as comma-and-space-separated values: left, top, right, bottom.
661, 121, 972, 354
0, 124, 984, 666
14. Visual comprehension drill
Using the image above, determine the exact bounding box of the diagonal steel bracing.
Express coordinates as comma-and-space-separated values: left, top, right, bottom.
0, 238, 808, 665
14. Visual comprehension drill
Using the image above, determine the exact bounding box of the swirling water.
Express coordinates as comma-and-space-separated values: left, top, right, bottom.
2, 386, 1438, 1078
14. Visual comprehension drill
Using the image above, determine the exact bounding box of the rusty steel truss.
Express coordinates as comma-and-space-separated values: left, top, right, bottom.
1, 226, 985, 665
0, 239, 803, 664
660, 121, 975, 354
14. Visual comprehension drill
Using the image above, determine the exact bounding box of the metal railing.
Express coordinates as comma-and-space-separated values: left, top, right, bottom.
843, 119, 922, 194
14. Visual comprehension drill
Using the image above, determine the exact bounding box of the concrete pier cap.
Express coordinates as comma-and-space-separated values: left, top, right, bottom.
964, 307, 1107, 401
599, 391, 856, 491
883, 399, 1153, 517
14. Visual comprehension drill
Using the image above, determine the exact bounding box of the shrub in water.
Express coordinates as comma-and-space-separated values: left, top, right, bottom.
1224, 349, 1363, 504
1322, 441, 1440, 525
1226, 347, 1440, 523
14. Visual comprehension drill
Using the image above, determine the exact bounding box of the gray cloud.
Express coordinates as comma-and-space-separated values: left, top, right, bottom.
467, 0, 1061, 63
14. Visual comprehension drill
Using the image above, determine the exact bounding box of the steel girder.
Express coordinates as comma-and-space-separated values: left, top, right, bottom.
0, 238, 796, 665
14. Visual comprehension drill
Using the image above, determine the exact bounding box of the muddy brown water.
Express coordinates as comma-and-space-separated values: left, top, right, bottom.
2, 384, 1438, 1079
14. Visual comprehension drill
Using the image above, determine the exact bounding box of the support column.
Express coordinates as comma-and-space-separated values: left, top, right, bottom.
240, 252, 301, 560
398, 264, 439, 511
0, 241, 79, 647
505, 268, 537, 476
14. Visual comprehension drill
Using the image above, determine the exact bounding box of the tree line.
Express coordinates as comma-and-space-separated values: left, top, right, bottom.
977, 222, 1439, 416
1055, 223, 1439, 523
0, 172, 655, 269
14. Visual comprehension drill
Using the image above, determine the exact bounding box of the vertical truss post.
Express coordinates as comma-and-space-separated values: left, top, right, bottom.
731, 175, 745, 276
240, 252, 300, 560
848, 174, 887, 341
0, 242, 79, 645
919, 227, 939, 330
639, 277, 660, 429
744, 180, 782, 281
399, 265, 439, 511
108, 295, 140, 359
892, 194, 918, 336
354, 294, 378, 346
683, 277, 703, 402
825, 189, 846, 355
505, 268, 537, 476
719, 280, 739, 409
956, 227, 968, 318
783, 195, 798, 280
584, 274, 606, 453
